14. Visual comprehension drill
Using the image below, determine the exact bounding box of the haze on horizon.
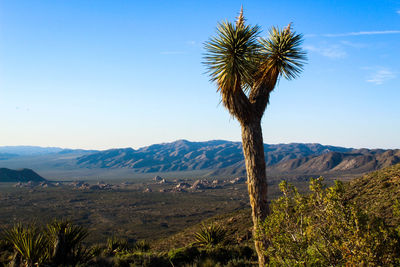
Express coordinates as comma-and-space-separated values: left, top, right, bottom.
0, 0, 399, 150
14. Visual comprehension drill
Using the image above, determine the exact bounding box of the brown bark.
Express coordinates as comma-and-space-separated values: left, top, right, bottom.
249, 69, 278, 118
222, 84, 252, 124
241, 120, 269, 266
221, 78, 273, 266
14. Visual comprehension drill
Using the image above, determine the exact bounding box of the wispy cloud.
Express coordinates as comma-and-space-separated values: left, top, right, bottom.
340, 40, 367, 48
305, 45, 346, 59
397, 10, 400, 15
160, 51, 186, 55
322, 30, 400, 37
366, 68, 396, 85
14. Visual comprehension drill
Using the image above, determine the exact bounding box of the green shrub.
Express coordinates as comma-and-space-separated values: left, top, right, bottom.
46, 219, 90, 265
193, 246, 255, 266
394, 200, 400, 237
133, 240, 150, 252
194, 223, 226, 248
0, 239, 13, 266
168, 246, 200, 265
3, 223, 48, 267
115, 251, 170, 267
202, 246, 232, 264
106, 236, 130, 254
224, 258, 254, 267
89, 244, 104, 257
231, 245, 254, 261
189, 257, 222, 267
263, 178, 400, 266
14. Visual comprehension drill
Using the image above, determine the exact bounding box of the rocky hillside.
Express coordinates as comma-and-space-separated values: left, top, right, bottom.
345, 162, 400, 226
269, 149, 400, 174
0, 168, 46, 182
76, 140, 399, 177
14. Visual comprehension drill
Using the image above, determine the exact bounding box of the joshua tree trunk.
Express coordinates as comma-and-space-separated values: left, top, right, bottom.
241, 120, 269, 266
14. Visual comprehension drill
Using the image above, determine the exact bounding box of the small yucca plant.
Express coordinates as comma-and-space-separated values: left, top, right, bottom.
194, 223, 226, 248
46, 219, 89, 265
133, 240, 150, 252
106, 236, 129, 254
3, 223, 48, 267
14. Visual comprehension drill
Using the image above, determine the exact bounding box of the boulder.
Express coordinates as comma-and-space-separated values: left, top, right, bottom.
191, 180, 206, 189
176, 182, 190, 189
153, 176, 163, 182
230, 177, 247, 184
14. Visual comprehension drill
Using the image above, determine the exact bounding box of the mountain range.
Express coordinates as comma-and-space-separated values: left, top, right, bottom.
1, 140, 399, 179
75, 140, 400, 177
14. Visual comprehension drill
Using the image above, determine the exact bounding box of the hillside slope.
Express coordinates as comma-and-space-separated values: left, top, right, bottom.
267, 149, 400, 175
345, 163, 400, 226
0, 168, 46, 182
154, 164, 400, 251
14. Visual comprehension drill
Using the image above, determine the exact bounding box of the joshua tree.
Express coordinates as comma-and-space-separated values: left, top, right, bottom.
204, 8, 306, 265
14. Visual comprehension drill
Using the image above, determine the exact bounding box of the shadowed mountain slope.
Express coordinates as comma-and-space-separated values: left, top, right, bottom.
0, 168, 46, 182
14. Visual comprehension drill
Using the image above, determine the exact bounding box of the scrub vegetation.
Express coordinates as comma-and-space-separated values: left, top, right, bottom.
0, 164, 399, 266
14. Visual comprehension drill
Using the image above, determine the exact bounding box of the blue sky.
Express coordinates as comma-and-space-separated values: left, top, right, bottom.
0, 0, 399, 150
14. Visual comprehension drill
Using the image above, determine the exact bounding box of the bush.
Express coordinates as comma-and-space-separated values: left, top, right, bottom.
3, 223, 48, 267
106, 236, 130, 254
0, 220, 93, 267
115, 251, 170, 267
168, 246, 200, 265
172, 245, 256, 266
46, 219, 90, 265
133, 240, 150, 252
194, 223, 226, 248
263, 178, 400, 266
224, 258, 253, 267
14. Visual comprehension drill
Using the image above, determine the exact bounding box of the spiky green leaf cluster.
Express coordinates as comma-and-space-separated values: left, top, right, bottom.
133, 240, 150, 252
204, 21, 261, 94
3, 223, 48, 267
258, 26, 306, 81
107, 236, 129, 254
204, 15, 306, 96
47, 219, 88, 251
1, 220, 91, 266
47, 219, 89, 264
194, 223, 226, 247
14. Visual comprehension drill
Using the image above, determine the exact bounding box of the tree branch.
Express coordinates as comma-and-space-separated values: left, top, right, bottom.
248, 70, 279, 118
222, 87, 253, 124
